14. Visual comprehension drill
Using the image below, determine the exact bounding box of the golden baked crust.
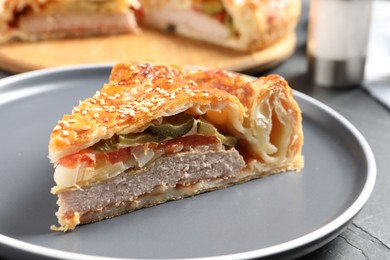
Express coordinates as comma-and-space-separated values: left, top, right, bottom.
185, 68, 303, 168
1, 0, 134, 16
109, 62, 304, 168
49, 62, 246, 162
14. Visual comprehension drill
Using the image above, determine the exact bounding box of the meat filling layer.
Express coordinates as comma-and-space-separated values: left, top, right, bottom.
57, 148, 245, 218
18, 13, 139, 38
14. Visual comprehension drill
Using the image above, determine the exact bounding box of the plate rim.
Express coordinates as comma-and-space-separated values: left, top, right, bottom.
0, 64, 377, 260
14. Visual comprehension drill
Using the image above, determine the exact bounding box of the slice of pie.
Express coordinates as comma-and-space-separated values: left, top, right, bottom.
0, 0, 140, 42
49, 62, 304, 231
138, 0, 301, 51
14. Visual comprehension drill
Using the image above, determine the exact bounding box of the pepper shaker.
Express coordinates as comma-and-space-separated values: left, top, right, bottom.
307, 0, 373, 87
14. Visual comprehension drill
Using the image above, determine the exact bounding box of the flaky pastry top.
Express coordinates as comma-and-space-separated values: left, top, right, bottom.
107, 62, 302, 169
49, 62, 246, 162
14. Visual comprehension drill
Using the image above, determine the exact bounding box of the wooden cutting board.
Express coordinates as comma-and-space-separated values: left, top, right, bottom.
0, 28, 296, 74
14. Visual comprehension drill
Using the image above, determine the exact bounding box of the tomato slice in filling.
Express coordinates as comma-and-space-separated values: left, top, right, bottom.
58, 135, 221, 169
106, 149, 131, 165
58, 150, 96, 168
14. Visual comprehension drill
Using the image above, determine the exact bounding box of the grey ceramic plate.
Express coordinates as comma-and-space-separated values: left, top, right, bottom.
0, 65, 376, 260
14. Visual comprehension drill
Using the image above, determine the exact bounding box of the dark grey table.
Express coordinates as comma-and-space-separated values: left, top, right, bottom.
271, 1, 390, 259
0, 1, 389, 259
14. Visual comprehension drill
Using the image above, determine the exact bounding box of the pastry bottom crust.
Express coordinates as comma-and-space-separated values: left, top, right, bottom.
79, 166, 290, 225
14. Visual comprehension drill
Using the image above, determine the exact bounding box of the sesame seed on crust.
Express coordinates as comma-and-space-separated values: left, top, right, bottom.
48, 62, 248, 162
62, 130, 69, 136
53, 125, 61, 131
81, 126, 91, 131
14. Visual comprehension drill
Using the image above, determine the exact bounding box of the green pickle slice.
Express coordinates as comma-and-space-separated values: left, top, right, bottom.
197, 120, 238, 147
202, 2, 224, 16
92, 113, 238, 152
119, 132, 164, 147
91, 136, 118, 152
149, 113, 195, 138
220, 135, 239, 147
